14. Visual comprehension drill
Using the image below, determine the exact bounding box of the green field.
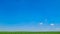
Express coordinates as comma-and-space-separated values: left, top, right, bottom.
0, 32, 60, 34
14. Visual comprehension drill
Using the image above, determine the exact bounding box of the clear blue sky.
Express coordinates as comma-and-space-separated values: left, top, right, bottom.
0, 0, 60, 31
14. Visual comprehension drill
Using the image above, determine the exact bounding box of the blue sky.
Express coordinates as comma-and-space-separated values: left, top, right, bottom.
0, 0, 60, 31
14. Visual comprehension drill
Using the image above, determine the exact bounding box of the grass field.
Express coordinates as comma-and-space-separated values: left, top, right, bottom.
0, 32, 60, 34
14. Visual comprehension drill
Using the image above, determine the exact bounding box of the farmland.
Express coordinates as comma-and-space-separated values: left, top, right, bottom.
0, 32, 60, 34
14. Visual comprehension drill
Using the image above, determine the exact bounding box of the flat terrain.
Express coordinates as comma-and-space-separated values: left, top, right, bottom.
0, 32, 60, 34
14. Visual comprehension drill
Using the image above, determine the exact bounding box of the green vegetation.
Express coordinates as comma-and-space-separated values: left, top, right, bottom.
0, 32, 60, 34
